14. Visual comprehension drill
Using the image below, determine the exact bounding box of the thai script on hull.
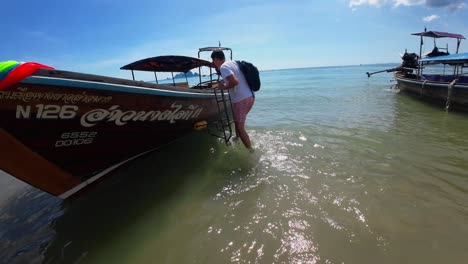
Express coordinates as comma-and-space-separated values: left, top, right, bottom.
1, 88, 112, 104
80, 103, 203, 127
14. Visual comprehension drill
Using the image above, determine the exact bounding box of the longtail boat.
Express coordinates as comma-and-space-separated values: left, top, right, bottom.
0, 48, 234, 199
367, 30, 468, 112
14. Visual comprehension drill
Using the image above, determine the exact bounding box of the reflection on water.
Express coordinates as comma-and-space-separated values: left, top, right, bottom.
1, 65, 468, 263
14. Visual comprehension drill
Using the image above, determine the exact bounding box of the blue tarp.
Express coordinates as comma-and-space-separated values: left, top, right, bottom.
420, 52, 468, 63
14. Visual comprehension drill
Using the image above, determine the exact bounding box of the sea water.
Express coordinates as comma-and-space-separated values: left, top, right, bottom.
1, 64, 468, 263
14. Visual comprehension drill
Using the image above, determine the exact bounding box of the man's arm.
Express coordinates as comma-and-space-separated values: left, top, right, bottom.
219, 74, 239, 90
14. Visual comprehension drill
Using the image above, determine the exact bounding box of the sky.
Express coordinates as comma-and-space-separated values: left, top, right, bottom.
2, 0, 468, 80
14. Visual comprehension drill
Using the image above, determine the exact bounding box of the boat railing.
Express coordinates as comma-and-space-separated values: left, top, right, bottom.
420, 74, 468, 83
411, 30, 466, 76
421, 74, 455, 82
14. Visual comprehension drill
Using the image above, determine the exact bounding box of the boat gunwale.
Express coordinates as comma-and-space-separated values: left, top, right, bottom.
22, 69, 222, 98
394, 73, 468, 89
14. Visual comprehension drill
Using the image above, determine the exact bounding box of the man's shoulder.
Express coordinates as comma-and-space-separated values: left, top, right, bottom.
220, 61, 239, 78
221, 60, 238, 69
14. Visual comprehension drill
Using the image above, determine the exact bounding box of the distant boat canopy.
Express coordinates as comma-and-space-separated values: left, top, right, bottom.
411, 31, 465, 56
411, 31, 465, 39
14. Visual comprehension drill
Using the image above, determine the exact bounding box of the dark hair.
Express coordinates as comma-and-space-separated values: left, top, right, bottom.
211, 49, 225, 60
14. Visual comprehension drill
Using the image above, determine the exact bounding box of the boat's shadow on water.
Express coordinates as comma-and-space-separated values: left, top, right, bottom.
1, 132, 234, 264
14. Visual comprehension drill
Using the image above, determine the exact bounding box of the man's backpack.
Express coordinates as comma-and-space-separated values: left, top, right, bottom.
236, 60, 261, 92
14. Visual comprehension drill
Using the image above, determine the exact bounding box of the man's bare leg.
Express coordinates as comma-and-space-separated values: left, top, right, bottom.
235, 121, 252, 149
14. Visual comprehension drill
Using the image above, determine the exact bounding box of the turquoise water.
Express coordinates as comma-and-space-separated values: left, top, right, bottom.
1, 65, 468, 263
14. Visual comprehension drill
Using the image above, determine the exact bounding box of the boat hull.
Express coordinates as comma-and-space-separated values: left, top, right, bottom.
394, 73, 468, 112
0, 69, 224, 198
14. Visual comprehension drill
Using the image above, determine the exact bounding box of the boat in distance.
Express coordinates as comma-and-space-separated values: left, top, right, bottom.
0, 48, 234, 199
368, 30, 468, 112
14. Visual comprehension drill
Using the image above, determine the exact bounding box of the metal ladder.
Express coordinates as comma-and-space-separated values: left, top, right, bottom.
209, 86, 234, 145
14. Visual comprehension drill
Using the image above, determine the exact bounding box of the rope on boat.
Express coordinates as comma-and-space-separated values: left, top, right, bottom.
421, 80, 427, 96
445, 78, 458, 111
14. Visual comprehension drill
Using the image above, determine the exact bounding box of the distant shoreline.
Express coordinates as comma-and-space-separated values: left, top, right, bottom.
260, 62, 400, 72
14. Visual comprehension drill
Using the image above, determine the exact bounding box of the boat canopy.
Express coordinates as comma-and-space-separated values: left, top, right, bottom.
411, 31, 465, 39
419, 52, 468, 64
198, 46, 233, 60
120, 55, 213, 73
198, 47, 232, 52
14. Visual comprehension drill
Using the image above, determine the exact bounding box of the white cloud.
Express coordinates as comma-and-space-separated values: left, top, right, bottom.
349, 0, 467, 9
427, 0, 467, 10
393, 0, 425, 7
349, 0, 425, 8
422, 14, 440, 22
349, 0, 385, 8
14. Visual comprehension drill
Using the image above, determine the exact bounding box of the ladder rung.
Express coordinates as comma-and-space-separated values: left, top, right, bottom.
211, 94, 234, 145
